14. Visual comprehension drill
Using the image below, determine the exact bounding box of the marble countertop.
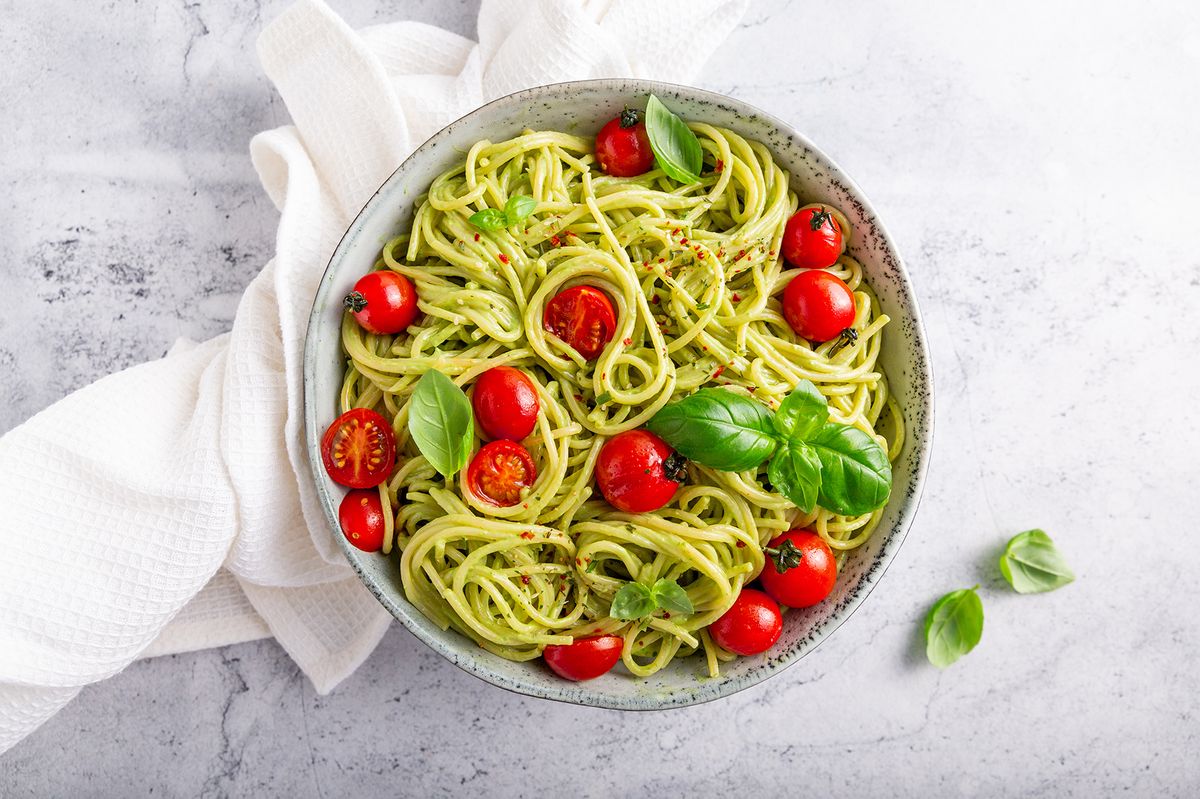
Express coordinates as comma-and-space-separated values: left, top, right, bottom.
2, 0, 1198, 796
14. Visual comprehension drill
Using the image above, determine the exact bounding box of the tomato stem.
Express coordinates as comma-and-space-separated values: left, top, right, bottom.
619, 107, 641, 129
343, 291, 367, 313
662, 452, 688, 484
809, 207, 834, 231
827, 327, 858, 357
764, 539, 805, 573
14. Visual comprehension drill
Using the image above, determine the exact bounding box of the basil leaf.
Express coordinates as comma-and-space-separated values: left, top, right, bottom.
468, 208, 509, 230
1000, 530, 1075, 594
645, 95, 702, 184
923, 587, 984, 668
774, 380, 828, 441
647, 388, 778, 472
651, 579, 693, 615
766, 441, 822, 513
809, 423, 892, 516
407, 370, 473, 477
504, 194, 537, 224
610, 583, 656, 620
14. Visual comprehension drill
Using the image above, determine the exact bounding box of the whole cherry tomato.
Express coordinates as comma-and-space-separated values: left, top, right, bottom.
595, 430, 685, 513
465, 440, 537, 507
759, 529, 837, 608
595, 108, 654, 177
543, 635, 624, 681
781, 269, 856, 343
708, 588, 783, 656
543, 285, 617, 360
338, 489, 386, 552
782, 205, 845, 270
321, 408, 396, 488
472, 366, 540, 441
344, 270, 419, 335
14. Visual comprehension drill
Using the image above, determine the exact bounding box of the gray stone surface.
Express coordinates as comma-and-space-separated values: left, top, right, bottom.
2, 0, 1198, 796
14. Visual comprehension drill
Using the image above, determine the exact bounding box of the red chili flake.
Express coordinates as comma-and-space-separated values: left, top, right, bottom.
715, 159, 725, 173
736, 540, 746, 548
697, 252, 705, 259
520, 531, 535, 540
716, 250, 725, 259
576, 557, 583, 566
735, 250, 746, 261
473, 233, 480, 241
662, 611, 671, 619
732, 293, 741, 302
522, 502, 529, 509
520, 575, 531, 585
498, 253, 510, 264
550, 235, 562, 247
651, 295, 660, 305
680, 237, 689, 245
701, 345, 708, 351
768, 250, 776, 256
658, 257, 665, 263
574, 393, 584, 402
713, 365, 726, 378
601, 372, 607, 379
622, 337, 632, 346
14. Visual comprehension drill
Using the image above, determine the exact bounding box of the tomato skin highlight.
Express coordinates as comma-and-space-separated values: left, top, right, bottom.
320, 408, 396, 488
595, 430, 684, 513
782, 206, 845, 270
473, 366, 540, 442
543, 635, 623, 681
760, 529, 837, 608
595, 111, 654, 177
781, 270, 856, 343
465, 440, 537, 507
543, 285, 617, 361
338, 489, 386, 552
709, 588, 783, 656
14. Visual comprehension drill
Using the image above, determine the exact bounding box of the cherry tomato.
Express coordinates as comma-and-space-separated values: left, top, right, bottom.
343, 270, 419, 335
338, 489, 386, 552
321, 408, 396, 488
708, 588, 783, 656
543, 285, 617, 360
595, 108, 654, 177
781, 269, 856, 343
465, 440, 537, 507
472, 366, 540, 442
543, 635, 623, 681
759, 529, 837, 608
595, 430, 685, 513
782, 205, 845, 270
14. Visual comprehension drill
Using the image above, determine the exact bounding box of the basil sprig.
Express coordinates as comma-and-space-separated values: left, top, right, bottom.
610, 578, 694, 620
469, 194, 537, 231
923, 586, 984, 668
407, 371, 473, 477
999, 530, 1075, 594
647, 379, 892, 516
644, 95, 703, 184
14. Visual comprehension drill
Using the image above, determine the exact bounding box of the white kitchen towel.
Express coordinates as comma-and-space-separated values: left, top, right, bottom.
0, 0, 749, 754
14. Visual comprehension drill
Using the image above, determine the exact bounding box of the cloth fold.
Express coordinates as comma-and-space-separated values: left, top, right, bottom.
0, 0, 748, 754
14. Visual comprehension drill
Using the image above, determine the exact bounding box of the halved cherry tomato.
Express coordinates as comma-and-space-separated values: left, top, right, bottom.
781, 269, 856, 343
760, 529, 837, 608
321, 408, 396, 488
338, 489, 386, 552
782, 205, 845, 270
543, 285, 617, 360
543, 635, 623, 681
343, 270, 419, 335
709, 588, 783, 656
472, 366, 540, 441
595, 108, 654, 177
595, 430, 685, 513
466, 440, 537, 507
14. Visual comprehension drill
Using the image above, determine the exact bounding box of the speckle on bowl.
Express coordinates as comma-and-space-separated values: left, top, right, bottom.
303, 79, 934, 710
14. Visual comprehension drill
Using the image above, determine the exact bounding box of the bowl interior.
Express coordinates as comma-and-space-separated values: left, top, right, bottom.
304, 79, 933, 709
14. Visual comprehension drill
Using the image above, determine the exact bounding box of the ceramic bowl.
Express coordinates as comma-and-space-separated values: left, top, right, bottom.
303, 79, 933, 709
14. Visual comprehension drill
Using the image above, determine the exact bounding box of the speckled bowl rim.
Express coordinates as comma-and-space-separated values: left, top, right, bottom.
304, 79, 934, 710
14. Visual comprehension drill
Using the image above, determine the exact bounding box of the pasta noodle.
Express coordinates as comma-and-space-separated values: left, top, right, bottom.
338, 124, 903, 677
